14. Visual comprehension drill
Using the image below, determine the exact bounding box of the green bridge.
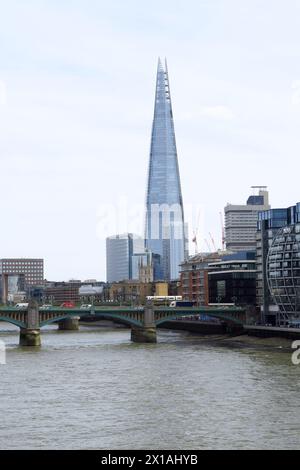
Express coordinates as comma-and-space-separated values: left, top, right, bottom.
0, 302, 246, 346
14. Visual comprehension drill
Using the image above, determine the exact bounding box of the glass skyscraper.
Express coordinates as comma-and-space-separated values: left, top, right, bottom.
145, 58, 187, 281
106, 234, 144, 283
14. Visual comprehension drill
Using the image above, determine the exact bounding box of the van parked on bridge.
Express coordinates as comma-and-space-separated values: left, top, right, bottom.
15, 303, 29, 309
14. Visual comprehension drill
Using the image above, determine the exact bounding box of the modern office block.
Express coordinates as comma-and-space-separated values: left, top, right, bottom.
225, 188, 270, 252
257, 203, 300, 325
0, 258, 44, 286
208, 256, 257, 306
106, 234, 144, 283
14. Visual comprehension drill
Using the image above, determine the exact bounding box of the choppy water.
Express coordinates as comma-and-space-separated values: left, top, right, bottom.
0, 322, 300, 450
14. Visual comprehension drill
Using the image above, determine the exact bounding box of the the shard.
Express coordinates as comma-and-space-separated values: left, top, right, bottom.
145, 58, 187, 281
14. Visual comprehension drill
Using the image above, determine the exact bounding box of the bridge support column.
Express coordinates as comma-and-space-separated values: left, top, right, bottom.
131, 302, 157, 343
20, 300, 41, 347
58, 317, 79, 331
2, 274, 8, 305
131, 326, 157, 343
20, 328, 41, 347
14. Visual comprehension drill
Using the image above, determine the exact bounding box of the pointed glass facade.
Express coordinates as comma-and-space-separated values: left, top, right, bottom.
145, 59, 187, 280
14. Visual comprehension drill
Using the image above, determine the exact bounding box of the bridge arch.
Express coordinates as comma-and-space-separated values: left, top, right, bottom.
40, 312, 143, 329
0, 316, 25, 329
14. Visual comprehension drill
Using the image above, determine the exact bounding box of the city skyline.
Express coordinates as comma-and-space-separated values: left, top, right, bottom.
1, 1, 300, 280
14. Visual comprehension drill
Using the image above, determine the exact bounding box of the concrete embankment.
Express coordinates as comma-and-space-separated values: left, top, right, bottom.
159, 320, 296, 351
79, 319, 297, 351
244, 325, 300, 340
159, 320, 227, 335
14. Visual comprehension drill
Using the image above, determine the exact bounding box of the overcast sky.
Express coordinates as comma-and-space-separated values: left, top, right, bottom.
1, 0, 300, 281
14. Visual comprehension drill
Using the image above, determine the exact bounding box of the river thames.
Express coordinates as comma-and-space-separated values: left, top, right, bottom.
0, 323, 300, 450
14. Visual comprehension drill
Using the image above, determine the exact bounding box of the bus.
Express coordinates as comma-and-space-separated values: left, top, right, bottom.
146, 296, 182, 305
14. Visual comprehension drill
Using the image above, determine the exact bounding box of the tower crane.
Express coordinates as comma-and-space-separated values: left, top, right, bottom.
220, 212, 225, 251
209, 232, 217, 252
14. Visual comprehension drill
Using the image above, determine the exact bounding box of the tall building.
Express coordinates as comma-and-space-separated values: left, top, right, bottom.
0, 258, 44, 303
145, 58, 187, 281
225, 187, 270, 252
106, 234, 144, 283
256, 203, 300, 325
0, 258, 44, 286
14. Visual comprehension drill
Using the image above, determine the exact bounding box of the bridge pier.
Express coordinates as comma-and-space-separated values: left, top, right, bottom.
20, 328, 41, 347
131, 302, 157, 343
19, 300, 41, 347
131, 326, 157, 343
58, 317, 79, 331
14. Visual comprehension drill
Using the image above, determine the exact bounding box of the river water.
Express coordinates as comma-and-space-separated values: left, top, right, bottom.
0, 322, 300, 450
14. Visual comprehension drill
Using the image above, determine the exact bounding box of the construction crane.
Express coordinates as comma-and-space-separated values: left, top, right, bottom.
209, 232, 217, 252
219, 212, 225, 251
192, 211, 201, 254
204, 238, 212, 252
192, 231, 199, 254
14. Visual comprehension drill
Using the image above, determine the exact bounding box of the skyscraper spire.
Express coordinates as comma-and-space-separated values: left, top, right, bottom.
145, 59, 186, 280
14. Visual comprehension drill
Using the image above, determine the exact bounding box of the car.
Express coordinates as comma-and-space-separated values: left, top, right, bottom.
40, 304, 53, 309
15, 303, 29, 309
80, 304, 92, 310
60, 302, 75, 308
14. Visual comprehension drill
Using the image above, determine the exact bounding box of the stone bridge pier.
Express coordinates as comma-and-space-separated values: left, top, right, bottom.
58, 317, 80, 331
20, 300, 41, 347
131, 303, 157, 343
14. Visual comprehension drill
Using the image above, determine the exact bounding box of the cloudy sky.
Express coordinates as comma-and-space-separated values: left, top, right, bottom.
1, 0, 300, 281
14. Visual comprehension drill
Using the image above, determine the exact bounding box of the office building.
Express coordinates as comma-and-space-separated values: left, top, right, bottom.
106, 234, 144, 283
225, 187, 270, 252
145, 59, 187, 281
257, 203, 300, 325
0, 258, 44, 291
208, 252, 256, 306
43, 280, 82, 304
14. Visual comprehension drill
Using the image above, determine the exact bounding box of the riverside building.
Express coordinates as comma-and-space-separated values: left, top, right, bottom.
257, 203, 300, 325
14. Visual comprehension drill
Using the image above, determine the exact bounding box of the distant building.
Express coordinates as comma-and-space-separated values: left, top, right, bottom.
44, 280, 82, 304
180, 253, 222, 305
257, 203, 300, 325
131, 251, 161, 283
79, 283, 104, 304
0, 258, 44, 286
106, 234, 144, 283
0, 258, 44, 303
145, 59, 187, 281
109, 280, 154, 304
180, 251, 256, 307
208, 253, 256, 306
225, 188, 270, 252
28, 280, 108, 305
